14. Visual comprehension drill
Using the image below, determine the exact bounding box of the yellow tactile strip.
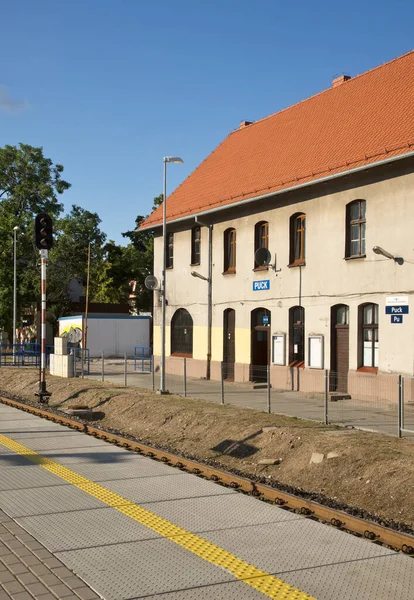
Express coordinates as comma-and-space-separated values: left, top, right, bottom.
0, 433, 316, 600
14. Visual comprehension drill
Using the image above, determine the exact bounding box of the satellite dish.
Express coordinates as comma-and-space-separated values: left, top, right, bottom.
144, 275, 159, 290
255, 247, 272, 267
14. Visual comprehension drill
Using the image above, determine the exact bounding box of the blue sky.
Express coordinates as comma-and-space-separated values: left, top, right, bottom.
1, 0, 412, 244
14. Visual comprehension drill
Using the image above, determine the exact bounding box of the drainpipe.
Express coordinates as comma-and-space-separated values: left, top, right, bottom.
195, 217, 213, 380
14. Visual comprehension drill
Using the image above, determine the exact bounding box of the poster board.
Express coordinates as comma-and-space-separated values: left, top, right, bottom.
272, 333, 285, 366
308, 335, 324, 369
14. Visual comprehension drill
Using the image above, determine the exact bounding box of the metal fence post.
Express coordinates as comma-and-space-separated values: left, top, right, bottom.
398, 375, 403, 438
101, 352, 104, 382
220, 362, 225, 405
183, 358, 187, 397
152, 358, 155, 391
267, 364, 271, 413
124, 353, 127, 387
81, 349, 84, 379
324, 369, 329, 425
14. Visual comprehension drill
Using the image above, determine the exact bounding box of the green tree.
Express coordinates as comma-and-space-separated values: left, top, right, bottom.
121, 194, 163, 313
47, 205, 107, 324
0, 143, 70, 334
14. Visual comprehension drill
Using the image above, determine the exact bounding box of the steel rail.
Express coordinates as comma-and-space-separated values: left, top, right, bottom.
0, 395, 413, 556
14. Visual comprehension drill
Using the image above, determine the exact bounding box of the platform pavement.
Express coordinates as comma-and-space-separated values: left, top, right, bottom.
87, 361, 414, 437
0, 401, 413, 600
0, 509, 99, 600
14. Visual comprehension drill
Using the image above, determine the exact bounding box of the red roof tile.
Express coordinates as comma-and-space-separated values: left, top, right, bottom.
140, 51, 414, 229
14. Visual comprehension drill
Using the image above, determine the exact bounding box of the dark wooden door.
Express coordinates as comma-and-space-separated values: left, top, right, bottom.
251, 327, 269, 382
335, 325, 349, 392
223, 309, 235, 380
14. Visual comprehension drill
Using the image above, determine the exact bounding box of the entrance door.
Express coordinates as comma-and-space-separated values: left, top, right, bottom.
250, 308, 271, 382
331, 305, 349, 392
223, 309, 235, 380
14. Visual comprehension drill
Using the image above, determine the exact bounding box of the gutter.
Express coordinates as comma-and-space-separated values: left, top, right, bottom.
139, 149, 414, 231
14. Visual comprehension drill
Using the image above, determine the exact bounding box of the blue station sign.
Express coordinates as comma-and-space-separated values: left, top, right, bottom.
385, 306, 409, 315
253, 279, 270, 291
391, 315, 403, 324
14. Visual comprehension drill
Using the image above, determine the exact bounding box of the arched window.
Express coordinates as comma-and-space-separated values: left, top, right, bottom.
171, 309, 193, 356
289, 306, 305, 365
254, 221, 269, 268
224, 228, 236, 273
346, 200, 366, 258
289, 213, 306, 265
359, 303, 378, 369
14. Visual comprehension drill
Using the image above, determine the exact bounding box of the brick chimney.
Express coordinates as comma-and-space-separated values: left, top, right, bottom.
239, 120, 253, 129
332, 74, 351, 88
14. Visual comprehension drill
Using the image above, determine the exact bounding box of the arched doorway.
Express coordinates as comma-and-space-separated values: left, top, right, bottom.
223, 309, 235, 381
289, 306, 305, 366
171, 309, 193, 356
250, 307, 271, 382
330, 304, 349, 392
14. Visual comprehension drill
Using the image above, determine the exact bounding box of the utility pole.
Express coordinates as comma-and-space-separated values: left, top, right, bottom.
12, 226, 18, 362
84, 242, 91, 351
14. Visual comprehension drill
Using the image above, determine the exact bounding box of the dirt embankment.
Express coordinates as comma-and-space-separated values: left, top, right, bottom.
0, 369, 413, 529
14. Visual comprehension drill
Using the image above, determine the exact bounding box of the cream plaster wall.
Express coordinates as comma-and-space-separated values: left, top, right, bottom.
153, 168, 414, 377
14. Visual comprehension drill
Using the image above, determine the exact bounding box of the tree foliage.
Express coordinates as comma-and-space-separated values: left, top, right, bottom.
120, 193, 162, 312
0, 142, 159, 339
47, 205, 107, 323
0, 144, 70, 333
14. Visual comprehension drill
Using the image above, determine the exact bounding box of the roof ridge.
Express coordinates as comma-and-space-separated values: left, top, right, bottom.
228, 49, 414, 135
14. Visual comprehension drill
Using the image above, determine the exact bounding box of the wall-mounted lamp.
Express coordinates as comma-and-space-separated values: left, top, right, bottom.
372, 246, 404, 265
191, 270, 210, 282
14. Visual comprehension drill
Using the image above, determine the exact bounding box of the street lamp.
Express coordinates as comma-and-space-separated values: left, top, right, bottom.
372, 246, 404, 265
191, 271, 210, 282
160, 156, 184, 394
13, 226, 19, 353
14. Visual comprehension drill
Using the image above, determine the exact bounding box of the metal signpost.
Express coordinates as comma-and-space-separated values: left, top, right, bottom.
34, 214, 53, 404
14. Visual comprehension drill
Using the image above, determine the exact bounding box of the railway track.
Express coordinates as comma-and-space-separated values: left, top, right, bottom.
1, 394, 413, 557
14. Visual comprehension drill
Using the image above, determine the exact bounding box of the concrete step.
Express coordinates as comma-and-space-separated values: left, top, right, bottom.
329, 392, 352, 401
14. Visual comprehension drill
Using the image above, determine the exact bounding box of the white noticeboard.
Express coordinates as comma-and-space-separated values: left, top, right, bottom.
386, 296, 408, 306
308, 335, 324, 369
272, 334, 285, 366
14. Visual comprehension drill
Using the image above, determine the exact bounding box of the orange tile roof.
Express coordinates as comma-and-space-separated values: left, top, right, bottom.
140, 51, 414, 230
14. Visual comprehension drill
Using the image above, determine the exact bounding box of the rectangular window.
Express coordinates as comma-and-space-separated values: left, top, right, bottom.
254, 221, 269, 268
191, 226, 201, 265
290, 214, 306, 265
361, 303, 378, 368
346, 200, 366, 258
224, 229, 236, 273
166, 232, 174, 268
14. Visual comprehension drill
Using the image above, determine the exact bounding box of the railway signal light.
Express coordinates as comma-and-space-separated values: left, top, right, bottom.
34, 213, 53, 250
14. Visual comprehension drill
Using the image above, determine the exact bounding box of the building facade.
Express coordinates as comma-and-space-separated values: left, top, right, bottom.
140, 52, 414, 401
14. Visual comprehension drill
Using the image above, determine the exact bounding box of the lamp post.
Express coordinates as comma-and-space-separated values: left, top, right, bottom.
160, 156, 184, 394
13, 226, 19, 354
